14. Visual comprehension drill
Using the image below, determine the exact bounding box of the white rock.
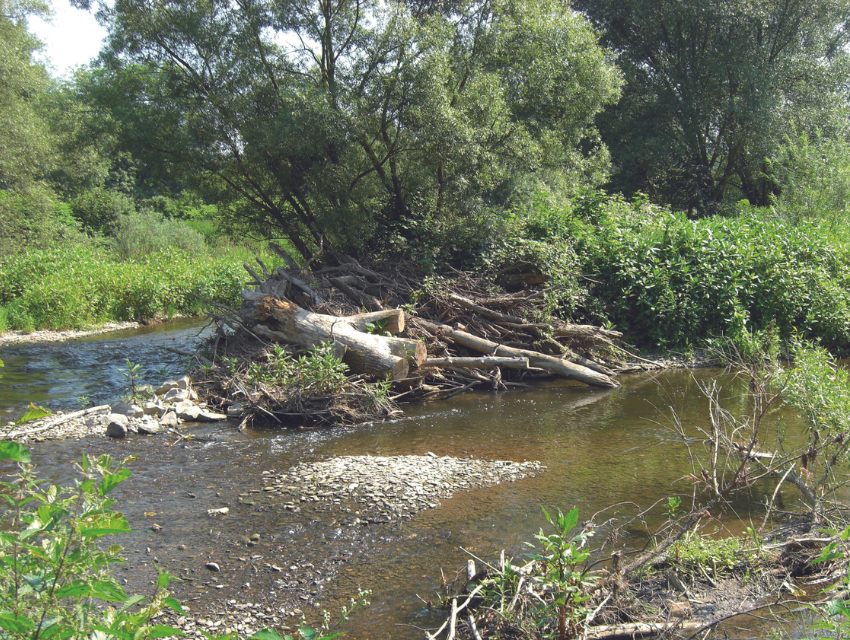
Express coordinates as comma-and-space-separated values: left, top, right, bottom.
160, 411, 179, 427
112, 402, 143, 418
196, 410, 226, 423
143, 402, 165, 417
163, 388, 190, 403
137, 422, 161, 435
176, 375, 191, 390
155, 380, 180, 395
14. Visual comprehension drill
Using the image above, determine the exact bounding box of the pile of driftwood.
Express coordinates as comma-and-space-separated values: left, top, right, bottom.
203, 244, 651, 425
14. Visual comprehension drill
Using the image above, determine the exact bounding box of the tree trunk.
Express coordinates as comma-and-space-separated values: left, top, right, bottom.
241, 292, 423, 380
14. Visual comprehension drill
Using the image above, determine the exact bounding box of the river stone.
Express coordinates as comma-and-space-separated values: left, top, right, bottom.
205, 562, 221, 572
226, 403, 245, 418
137, 421, 161, 435
163, 388, 191, 403
112, 402, 143, 418
105, 414, 129, 438
176, 403, 201, 421
160, 411, 179, 427
143, 402, 165, 417
177, 375, 191, 390
155, 380, 180, 395
196, 409, 227, 423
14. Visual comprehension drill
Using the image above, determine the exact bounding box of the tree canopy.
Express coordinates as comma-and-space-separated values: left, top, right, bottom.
574, 0, 850, 214
84, 0, 621, 259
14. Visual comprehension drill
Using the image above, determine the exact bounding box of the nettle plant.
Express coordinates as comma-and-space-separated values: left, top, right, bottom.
0, 441, 368, 640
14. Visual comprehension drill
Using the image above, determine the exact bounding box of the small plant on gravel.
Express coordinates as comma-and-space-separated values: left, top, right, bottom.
525, 507, 596, 640
124, 358, 143, 405
0, 441, 370, 640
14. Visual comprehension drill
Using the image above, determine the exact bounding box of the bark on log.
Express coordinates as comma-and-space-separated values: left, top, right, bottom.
241, 293, 424, 380
413, 319, 618, 388
423, 357, 529, 369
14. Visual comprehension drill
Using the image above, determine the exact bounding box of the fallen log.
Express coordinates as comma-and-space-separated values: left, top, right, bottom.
241, 292, 424, 380
584, 620, 705, 640
423, 357, 529, 369
413, 319, 619, 388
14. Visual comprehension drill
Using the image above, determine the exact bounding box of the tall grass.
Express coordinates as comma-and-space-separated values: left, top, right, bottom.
0, 244, 272, 331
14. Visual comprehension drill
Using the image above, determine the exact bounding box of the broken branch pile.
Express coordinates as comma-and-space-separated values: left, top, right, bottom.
203, 244, 645, 425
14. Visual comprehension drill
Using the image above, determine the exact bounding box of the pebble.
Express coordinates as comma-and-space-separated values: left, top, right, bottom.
262, 455, 544, 523
205, 562, 221, 572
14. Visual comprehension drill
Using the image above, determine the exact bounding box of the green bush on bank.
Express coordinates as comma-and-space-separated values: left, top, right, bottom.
584, 206, 850, 350
501, 193, 850, 352
0, 244, 258, 331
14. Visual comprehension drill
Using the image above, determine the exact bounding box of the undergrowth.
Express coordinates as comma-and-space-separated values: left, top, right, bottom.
0, 245, 282, 331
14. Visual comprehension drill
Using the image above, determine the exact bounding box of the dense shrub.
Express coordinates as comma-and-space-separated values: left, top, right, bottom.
110, 211, 208, 260
581, 203, 850, 350
0, 244, 266, 330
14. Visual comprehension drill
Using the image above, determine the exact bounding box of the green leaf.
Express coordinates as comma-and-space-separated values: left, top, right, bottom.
163, 596, 186, 615
116, 594, 146, 614
16, 403, 52, 426
251, 629, 287, 640
0, 442, 31, 463
0, 613, 35, 633
98, 468, 132, 496
54, 582, 92, 599
562, 507, 579, 533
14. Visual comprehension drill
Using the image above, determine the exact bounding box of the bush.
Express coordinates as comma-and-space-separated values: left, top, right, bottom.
578, 201, 850, 351
69, 187, 136, 236
0, 244, 265, 330
110, 212, 208, 261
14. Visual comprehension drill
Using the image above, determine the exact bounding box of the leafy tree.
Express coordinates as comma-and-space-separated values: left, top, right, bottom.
574, 0, 850, 214
83, 0, 621, 260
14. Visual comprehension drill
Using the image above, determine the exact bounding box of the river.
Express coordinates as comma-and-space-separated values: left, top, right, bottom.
0, 321, 812, 638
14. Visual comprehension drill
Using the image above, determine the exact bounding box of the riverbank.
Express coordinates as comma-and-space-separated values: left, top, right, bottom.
0, 321, 141, 347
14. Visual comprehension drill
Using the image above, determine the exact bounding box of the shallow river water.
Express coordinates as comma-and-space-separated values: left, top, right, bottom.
0, 323, 808, 638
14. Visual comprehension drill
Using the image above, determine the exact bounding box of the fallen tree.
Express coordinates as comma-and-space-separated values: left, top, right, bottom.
240, 291, 424, 381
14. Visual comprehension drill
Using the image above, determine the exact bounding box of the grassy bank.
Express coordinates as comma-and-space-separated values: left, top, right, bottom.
0, 244, 275, 332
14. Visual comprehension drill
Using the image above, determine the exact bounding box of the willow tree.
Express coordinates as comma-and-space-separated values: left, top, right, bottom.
574, 0, 850, 214
82, 0, 621, 259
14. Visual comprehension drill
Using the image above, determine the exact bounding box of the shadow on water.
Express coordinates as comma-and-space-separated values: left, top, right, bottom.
0, 323, 811, 638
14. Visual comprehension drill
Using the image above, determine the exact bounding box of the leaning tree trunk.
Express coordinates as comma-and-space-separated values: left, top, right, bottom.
240, 291, 424, 380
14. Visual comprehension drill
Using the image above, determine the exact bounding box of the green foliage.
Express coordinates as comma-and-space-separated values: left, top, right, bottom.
784, 343, 850, 463
667, 534, 749, 578
575, 0, 850, 213
0, 244, 263, 330
123, 359, 142, 405
524, 507, 595, 640
86, 0, 621, 259
0, 442, 186, 640
247, 344, 349, 396
581, 202, 850, 350
110, 211, 208, 261
770, 129, 850, 232
69, 187, 136, 236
